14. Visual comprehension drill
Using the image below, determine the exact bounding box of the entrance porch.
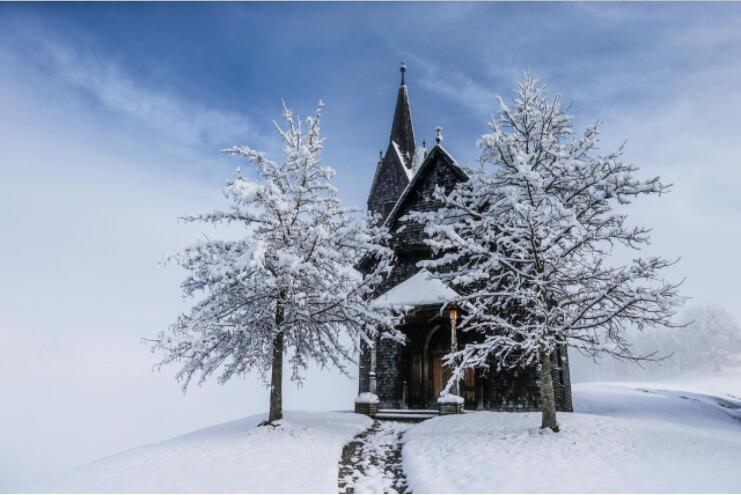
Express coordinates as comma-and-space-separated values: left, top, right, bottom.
400, 309, 482, 411
357, 306, 480, 415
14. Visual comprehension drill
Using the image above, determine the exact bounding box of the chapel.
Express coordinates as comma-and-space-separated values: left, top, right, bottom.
356, 64, 573, 415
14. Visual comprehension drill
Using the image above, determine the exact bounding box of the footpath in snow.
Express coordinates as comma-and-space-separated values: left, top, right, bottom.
26, 411, 371, 493
338, 420, 410, 494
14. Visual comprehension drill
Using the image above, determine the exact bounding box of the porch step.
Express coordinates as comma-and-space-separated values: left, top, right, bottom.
379, 408, 438, 414
375, 408, 439, 422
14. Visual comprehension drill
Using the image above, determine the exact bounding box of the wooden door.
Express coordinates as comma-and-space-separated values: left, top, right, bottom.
425, 326, 451, 407
428, 354, 454, 406
408, 351, 424, 408
461, 368, 477, 409
430, 355, 441, 405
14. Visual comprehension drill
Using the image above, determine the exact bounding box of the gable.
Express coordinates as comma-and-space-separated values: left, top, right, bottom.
367, 142, 412, 221
386, 145, 467, 233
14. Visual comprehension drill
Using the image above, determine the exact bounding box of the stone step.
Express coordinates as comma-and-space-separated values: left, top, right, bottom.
378, 408, 438, 414
375, 413, 437, 421
375, 409, 439, 422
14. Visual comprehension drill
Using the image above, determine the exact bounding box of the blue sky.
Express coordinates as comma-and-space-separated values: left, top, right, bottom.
5, 2, 741, 201
2, 2, 741, 488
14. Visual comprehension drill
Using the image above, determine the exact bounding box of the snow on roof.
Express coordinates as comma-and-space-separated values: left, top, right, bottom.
372, 269, 459, 308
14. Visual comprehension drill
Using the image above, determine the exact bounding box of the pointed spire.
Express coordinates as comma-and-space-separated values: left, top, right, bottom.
389, 63, 416, 168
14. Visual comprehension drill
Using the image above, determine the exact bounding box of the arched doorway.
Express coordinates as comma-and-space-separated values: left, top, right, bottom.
424, 325, 450, 407
402, 322, 479, 409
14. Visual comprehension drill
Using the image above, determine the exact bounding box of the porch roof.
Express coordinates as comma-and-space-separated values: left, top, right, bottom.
372, 269, 459, 308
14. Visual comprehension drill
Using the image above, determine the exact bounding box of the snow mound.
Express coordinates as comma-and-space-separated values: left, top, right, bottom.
28, 411, 371, 493
355, 392, 380, 404
403, 383, 741, 493
437, 393, 464, 404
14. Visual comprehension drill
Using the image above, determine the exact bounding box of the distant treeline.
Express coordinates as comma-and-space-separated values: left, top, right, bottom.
570, 305, 741, 382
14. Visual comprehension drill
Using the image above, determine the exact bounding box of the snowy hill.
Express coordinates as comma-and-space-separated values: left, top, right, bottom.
27, 412, 371, 493
21, 371, 741, 493
404, 374, 741, 493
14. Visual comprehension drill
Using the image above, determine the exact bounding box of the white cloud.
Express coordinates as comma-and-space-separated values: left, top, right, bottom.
22, 36, 255, 151
411, 55, 500, 117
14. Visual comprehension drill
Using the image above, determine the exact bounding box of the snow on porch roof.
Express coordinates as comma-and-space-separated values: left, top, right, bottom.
372, 269, 459, 308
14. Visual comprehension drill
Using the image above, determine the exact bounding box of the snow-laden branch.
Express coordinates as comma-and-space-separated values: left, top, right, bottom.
403, 73, 685, 430
149, 102, 405, 393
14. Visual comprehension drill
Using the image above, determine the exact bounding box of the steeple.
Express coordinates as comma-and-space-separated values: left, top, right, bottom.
367, 63, 417, 221
389, 62, 416, 168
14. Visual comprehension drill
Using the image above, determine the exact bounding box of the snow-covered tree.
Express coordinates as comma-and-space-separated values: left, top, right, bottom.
406, 74, 684, 431
150, 102, 404, 424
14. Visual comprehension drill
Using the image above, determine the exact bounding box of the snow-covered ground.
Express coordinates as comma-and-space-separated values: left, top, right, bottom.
18, 370, 741, 494
404, 372, 741, 493
25, 411, 371, 493
610, 366, 741, 399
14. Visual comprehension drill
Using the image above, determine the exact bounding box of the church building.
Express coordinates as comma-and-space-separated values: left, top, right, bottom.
357, 64, 573, 415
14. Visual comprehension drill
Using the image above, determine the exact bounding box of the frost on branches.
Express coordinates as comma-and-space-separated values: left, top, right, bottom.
150, 102, 404, 424
405, 74, 685, 431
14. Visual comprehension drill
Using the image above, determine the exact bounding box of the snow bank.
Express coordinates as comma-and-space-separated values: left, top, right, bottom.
403, 382, 741, 493
437, 392, 463, 404
28, 411, 371, 493
355, 392, 380, 404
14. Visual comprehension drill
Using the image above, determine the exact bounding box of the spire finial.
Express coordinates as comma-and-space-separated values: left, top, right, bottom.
435, 126, 443, 145
400, 61, 406, 86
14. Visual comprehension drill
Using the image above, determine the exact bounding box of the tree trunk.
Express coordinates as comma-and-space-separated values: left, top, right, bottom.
268, 332, 284, 423
268, 299, 285, 424
539, 346, 559, 432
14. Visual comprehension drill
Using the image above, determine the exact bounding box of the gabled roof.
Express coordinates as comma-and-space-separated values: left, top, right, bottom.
371, 269, 459, 308
383, 144, 468, 226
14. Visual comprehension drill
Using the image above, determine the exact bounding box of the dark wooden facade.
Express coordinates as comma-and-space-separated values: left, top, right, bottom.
358, 66, 573, 412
